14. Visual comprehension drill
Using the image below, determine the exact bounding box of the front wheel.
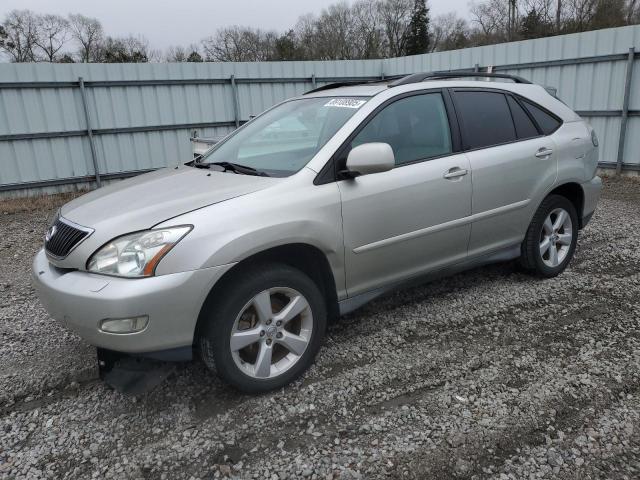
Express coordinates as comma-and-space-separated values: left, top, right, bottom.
198, 263, 327, 393
519, 194, 579, 278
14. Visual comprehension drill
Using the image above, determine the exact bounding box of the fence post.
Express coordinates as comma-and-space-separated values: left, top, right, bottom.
474, 63, 480, 72
230, 75, 240, 129
78, 77, 101, 188
311, 73, 317, 89
616, 47, 635, 175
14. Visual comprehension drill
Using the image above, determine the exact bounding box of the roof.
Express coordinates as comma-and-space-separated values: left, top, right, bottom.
302, 77, 581, 123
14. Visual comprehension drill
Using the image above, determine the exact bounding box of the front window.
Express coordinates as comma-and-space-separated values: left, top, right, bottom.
350, 93, 452, 166
200, 96, 369, 177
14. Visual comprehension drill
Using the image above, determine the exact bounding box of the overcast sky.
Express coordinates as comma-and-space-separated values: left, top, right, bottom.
3, 0, 471, 51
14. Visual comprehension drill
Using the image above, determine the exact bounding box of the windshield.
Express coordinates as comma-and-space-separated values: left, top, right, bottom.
200, 96, 369, 177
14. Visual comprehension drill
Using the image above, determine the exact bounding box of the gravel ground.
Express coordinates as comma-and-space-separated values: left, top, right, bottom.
1, 177, 639, 480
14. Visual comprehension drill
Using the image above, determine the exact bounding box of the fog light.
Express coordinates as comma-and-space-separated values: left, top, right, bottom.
99, 316, 149, 334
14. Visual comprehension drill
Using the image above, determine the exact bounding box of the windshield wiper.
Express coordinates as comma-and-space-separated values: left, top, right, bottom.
200, 161, 270, 177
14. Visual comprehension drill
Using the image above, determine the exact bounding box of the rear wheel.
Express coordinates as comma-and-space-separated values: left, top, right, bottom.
198, 263, 326, 393
519, 194, 578, 278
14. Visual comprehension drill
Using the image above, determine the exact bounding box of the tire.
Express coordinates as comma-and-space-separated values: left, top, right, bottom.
519, 194, 579, 278
198, 263, 327, 393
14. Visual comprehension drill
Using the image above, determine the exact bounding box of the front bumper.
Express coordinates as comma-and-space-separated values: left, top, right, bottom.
31, 249, 233, 353
580, 176, 602, 228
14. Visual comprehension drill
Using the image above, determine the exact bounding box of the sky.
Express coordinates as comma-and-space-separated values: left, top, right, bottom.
2, 0, 471, 52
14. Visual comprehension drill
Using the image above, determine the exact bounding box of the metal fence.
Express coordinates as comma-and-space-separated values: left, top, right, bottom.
2, 25, 640, 197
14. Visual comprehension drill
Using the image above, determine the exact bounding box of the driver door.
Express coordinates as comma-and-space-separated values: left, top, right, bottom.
338, 91, 472, 296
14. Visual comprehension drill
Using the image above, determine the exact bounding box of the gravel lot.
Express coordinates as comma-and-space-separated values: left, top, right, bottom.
1, 177, 639, 480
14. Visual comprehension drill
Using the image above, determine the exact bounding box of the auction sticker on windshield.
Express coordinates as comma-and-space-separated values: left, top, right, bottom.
324, 98, 367, 109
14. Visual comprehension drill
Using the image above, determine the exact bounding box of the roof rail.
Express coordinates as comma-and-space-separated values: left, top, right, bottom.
388, 71, 532, 87
305, 82, 364, 95
304, 75, 405, 95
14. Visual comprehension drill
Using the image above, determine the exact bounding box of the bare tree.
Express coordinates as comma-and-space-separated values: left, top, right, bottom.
507, 0, 517, 40
164, 44, 202, 62
202, 26, 277, 61
378, 0, 413, 57
165, 45, 187, 62
4, 0, 637, 65
0, 25, 7, 59
68, 14, 104, 62
522, 0, 555, 22
627, 0, 638, 22
430, 13, 469, 51
33, 14, 70, 62
124, 35, 159, 62
1, 10, 39, 62
313, 2, 360, 60
290, 2, 362, 60
562, 0, 597, 31
351, 0, 385, 58
556, 0, 563, 30
289, 14, 313, 60
202, 27, 235, 61
290, 0, 385, 60
470, 0, 511, 42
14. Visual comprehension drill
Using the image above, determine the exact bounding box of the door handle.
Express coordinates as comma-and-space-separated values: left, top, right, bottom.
535, 148, 554, 158
443, 167, 468, 180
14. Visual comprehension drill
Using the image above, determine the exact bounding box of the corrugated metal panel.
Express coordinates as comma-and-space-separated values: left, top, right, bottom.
584, 116, 621, 166
2, 25, 640, 197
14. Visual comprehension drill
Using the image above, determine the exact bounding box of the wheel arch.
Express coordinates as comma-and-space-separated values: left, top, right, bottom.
194, 243, 340, 340
547, 182, 585, 228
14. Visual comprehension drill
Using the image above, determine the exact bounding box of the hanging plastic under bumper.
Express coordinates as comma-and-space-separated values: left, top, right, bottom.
97, 348, 181, 395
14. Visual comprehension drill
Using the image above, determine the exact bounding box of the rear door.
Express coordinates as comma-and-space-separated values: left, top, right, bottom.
451, 89, 559, 257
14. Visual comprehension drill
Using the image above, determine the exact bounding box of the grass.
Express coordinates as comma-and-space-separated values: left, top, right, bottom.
0, 190, 87, 215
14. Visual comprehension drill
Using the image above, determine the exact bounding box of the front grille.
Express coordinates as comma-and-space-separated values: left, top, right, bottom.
45, 218, 92, 258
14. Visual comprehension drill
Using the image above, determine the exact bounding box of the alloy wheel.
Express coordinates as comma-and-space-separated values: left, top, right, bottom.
230, 287, 313, 379
539, 207, 573, 268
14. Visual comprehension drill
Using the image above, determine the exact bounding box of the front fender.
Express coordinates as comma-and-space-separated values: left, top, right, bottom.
153, 172, 344, 294
206, 220, 342, 268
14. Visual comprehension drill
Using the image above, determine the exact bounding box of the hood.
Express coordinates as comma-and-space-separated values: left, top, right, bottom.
61, 165, 278, 233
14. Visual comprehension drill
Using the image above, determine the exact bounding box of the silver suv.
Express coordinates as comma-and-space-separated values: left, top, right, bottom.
33, 72, 602, 393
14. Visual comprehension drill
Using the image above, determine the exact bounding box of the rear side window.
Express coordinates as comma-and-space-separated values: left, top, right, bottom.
454, 91, 516, 149
520, 99, 562, 134
507, 95, 539, 139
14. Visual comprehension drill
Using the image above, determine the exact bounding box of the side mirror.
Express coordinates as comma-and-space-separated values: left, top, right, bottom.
343, 142, 395, 178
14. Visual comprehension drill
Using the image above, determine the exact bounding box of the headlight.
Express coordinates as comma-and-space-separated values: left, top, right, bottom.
48, 208, 60, 226
46, 208, 60, 230
591, 129, 599, 147
87, 226, 192, 277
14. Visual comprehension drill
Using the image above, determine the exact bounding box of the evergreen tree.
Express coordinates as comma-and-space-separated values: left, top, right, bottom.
519, 8, 552, 39
101, 37, 148, 63
273, 30, 299, 60
405, 0, 430, 55
186, 50, 203, 62
56, 53, 75, 63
